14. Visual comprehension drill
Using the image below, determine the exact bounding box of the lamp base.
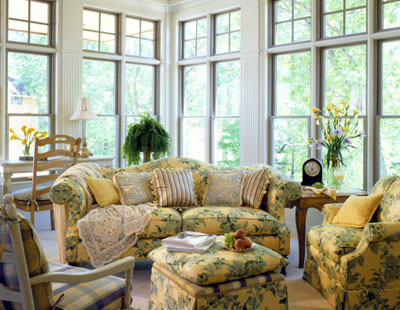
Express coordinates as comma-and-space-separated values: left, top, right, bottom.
80, 138, 91, 158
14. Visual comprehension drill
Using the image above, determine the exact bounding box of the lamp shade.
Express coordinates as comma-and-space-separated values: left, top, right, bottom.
70, 98, 98, 120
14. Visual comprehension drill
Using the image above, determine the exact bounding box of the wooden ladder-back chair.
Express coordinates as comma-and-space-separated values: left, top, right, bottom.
0, 194, 134, 310
13, 135, 81, 230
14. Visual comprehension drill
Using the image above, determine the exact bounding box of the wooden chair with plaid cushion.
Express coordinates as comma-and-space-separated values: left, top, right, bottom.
0, 194, 135, 310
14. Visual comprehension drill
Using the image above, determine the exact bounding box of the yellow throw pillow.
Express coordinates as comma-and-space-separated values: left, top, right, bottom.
85, 177, 120, 207
332, 194, 384, 228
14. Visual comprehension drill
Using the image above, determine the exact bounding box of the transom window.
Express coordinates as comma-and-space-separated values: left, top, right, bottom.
322, 0, 367, 38
83, 9, 117, 53
8, 0, 52, 46
215, 10, 241, 54
182, 18, 208, 59
380, 0, 400, 29
126, 17, 157, 58
272, 0, 311, 46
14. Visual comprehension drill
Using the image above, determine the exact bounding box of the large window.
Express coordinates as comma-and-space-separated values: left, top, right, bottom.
8, 0, 52, 45
272, 52, 311, 180
7, 52, 52, 159
179, 10, 241, 167
82, 59, 117, 157
82, 9, 160, 165
379, 40, 400, 176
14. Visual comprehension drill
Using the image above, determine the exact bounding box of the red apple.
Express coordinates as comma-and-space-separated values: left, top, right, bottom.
235, 239, 245, 250
244, 238, 252, 249
235, 229, 245, 240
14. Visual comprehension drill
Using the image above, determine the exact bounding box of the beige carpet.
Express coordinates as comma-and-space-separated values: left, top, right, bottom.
28, 210, 333, 310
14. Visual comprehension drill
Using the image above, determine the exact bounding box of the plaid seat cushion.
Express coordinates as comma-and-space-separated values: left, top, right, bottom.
0, 214, 53, 310
50, 262, 126, 310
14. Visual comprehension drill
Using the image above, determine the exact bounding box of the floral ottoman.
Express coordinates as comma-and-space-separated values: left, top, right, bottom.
148, 236, 289, 310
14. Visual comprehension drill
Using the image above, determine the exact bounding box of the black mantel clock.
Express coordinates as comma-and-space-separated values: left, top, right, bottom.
301, 158, 323, 186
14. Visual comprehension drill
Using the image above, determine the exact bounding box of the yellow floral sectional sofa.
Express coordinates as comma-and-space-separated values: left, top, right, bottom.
303, 176, 400, 310
50, 157, 301, 266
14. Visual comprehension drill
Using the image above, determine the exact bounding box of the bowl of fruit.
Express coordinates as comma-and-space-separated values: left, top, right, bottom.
224, 229, 253, 252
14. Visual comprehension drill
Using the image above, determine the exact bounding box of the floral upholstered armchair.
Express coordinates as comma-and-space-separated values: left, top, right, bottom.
303, 176, 400, 310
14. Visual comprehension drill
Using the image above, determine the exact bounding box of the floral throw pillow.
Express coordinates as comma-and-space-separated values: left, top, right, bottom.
113, 172, 153, 205
203, 170, 244, 207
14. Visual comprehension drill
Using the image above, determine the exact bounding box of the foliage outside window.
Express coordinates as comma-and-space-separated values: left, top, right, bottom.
380, 0, 400, 29
8, 0, 52, 45
83, 9, 117, 53
7, 52, 51, 159
272, 52, 311, 180
182, 18, 208, 58
215, 10, 241, 54
272, 0, 311, 46
322, 0, 367, 38
82, 59, 117, 157
126, 17, 156, 58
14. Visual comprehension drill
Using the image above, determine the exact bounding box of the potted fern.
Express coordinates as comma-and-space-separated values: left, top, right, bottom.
123, 113, 170, 165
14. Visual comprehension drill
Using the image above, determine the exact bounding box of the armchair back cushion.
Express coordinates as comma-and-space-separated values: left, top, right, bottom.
377, 178, 400, 222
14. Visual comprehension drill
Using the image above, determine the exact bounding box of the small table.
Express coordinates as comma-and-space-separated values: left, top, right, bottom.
0, 156, 114, 195
288, 189, 368, 268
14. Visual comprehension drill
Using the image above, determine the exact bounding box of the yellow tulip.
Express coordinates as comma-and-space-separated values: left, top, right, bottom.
342, 126, 349, 132
341, 100, 349, 107
28, 128, 35, 134
9, 135, 18, 141
326, 104, 333, 111
34, 131, 40, 135
39, 131, 47, 138
9, 128, 15, 134
21, 125, 27, 132
353, 109, 359, 115
21, 139, 27, 145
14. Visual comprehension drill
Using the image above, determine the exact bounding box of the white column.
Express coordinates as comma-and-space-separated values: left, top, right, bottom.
240, 0, 265, 165
56, 0, 83, 138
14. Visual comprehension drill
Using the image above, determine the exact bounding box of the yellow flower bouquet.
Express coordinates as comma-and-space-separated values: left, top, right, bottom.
9, 126, 47, 156
308, 101, 366, 169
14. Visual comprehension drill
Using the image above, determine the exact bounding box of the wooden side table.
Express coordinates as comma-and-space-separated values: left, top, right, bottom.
288, 189, 368, 268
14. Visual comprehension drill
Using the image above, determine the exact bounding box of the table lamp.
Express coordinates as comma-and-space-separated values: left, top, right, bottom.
70, 97, 97, 158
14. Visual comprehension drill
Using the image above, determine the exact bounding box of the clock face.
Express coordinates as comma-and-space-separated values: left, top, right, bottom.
304, 161, 321, 177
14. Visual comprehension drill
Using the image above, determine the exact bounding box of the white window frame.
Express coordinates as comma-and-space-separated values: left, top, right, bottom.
178, 9, 241, 164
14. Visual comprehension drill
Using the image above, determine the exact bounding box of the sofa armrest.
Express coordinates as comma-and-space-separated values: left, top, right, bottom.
266, 173, 302, 223
50, 178, 88, 264
340, 222, 400, 290
322, 203, 343, 224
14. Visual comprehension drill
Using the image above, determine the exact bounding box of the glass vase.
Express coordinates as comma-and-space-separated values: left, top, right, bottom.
23, 145, 30, 156
326, 166, 346, 190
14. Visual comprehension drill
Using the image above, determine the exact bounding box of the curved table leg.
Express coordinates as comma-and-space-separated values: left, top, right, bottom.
295, 207, 309, 268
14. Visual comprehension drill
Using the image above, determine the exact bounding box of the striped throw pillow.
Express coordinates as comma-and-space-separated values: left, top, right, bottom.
242, 168, 271, 209
151, 169, 197, 208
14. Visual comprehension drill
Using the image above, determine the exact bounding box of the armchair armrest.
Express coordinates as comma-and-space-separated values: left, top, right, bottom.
340, 222, 400, 290
30, 257, 135, 285
322, 203, 343, 224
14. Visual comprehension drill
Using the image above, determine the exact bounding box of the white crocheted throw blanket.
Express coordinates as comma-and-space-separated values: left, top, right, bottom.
77, 203, 156, 267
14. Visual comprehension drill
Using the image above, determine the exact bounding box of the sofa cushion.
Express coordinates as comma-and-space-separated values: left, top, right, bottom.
113, 172, 153, 205
182, 206, 280, 236
307, 224, 362, 263
140, 207, 182, 238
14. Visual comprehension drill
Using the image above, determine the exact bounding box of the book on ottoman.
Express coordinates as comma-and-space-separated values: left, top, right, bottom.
162, 232, 216, 253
